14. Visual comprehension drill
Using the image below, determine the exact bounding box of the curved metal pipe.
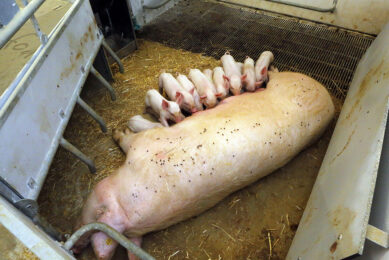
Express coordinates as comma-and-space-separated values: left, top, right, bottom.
143, 0, 173, 10
64, 222, 155, 260
217, 0, 337, 13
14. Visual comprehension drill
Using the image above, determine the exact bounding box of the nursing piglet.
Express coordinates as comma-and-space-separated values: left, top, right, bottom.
242, 56, 257, 92
221, 51, 246, 95
127, 115, 163, 133
176, 74, 204, 112
145, 89, 184, 127
188, 69, 218, 108
255, 51, 274, 88
159, 73, 197, 114
213, 67, 229, 99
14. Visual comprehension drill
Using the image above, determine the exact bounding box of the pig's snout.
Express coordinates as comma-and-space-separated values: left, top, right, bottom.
191, 108, 198, 113
174, 113, 185, 123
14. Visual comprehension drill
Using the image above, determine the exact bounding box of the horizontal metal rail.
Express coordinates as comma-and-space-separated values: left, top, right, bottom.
266, 0, 337, 13
64, 222, 155, 260
143, 0, 173, 10
217, 0, 337, 13
0, 0, 45, 48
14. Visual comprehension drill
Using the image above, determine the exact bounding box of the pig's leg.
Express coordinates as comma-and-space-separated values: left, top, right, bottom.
113, 128, 134, 154
127, 237, 143, 260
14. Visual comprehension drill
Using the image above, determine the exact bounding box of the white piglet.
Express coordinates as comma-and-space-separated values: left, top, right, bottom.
127, 115, 163, 133
189, 69, 218, 109
236, 62, 243, 74
255, 51, 274, 88
213, 67, 229, 99
242, 56, 257, 92
176, 74, 203, 112
145, 89, 185, 127
159, 73, 197, 113
221, 51, 247, 95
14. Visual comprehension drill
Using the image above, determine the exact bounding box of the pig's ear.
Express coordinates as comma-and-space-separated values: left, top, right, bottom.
175, 92, 184, 105
215, 93, 222, 97
200, 95, 207, 100
162, 99, 170, 110
241, 74, 247, 81
261, 66, 267, 75
189, 88, 195, 95
223, 75, 230, 82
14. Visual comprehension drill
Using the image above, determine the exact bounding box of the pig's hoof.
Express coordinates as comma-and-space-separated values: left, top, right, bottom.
113, 128, 132, 143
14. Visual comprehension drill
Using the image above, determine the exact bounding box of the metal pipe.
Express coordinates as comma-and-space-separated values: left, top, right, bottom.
59, 137, 96, 173
102, 39, 124, 73
0, 0, 45, 48
64, 222, 155, 260
20, 0, 48, 44
90, 66, 117, 101
143, 0, 173, 10
77, 97, 107, 133
217, 0, 337, 13
266, 0, 337, 13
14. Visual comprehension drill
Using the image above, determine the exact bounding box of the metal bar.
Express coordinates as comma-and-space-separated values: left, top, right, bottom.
59, 138, 96, 173
20, 0, 48, 44
366, 224, 389, 248
77, 97, 107, 133
64, 222, 155, 260
90, 66, 117, 101
143, 0, 173, 10
265, 0, 337, 13
217, 0, 336, 13
102, 39, 124, 73
0, 0, 45, 48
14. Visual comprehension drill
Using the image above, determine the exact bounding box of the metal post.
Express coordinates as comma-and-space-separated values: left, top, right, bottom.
77, 97, 107, 132
21, 0, 47, 44
64, 222, 155, 260
102, 39, 124, 73
90, 66, 117, 101
59, 137, 96, 173
0, 0, 45, 48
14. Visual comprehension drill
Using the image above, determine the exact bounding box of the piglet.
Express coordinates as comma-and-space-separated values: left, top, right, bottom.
127, 115, 163, 133
236, 62, 243, 73
255, 51, 274, 88
213, 67, 229, 99
188, 69, 218, 109
176, 74, 203, 112
159, 73, 197, 114
242, 56, 258, 92
221, 51, 247, 95
145, 89, 185, 127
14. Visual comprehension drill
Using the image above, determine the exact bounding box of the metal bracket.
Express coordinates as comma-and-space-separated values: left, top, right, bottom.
90, 66, 117, 101
102, 39, 124, 73
0, 176, 63, 241
77, 97, 107, 133
59, 137, 97, 173
366, 224, 389, 248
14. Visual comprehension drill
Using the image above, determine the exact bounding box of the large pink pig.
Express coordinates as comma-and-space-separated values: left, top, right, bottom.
74, 72, 335, 260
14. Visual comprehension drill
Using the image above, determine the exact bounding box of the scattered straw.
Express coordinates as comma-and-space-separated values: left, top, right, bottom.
167, 250, 180, 260
212, 224, 236, 242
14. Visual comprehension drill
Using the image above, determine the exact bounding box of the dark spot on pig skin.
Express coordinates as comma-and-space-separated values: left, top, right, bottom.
128, 161, 131, 165
197, 144, 202, 149
330, 241, 337, 253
